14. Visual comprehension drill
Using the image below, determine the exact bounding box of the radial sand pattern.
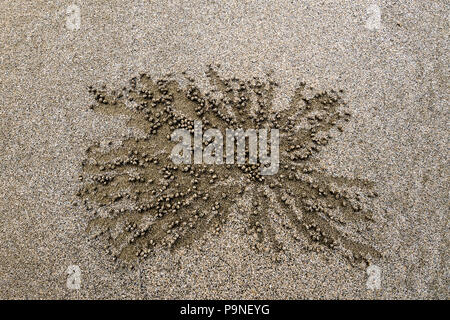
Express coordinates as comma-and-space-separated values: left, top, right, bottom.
76, 66, 381, 267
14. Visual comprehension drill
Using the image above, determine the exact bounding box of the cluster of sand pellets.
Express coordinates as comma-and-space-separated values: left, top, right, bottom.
76, 66, 381, 268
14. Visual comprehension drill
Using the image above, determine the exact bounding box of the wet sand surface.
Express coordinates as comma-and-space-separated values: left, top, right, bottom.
0, 1, 448, 299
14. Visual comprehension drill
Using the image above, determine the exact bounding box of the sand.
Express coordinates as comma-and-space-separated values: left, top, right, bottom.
0, 0, 448, 299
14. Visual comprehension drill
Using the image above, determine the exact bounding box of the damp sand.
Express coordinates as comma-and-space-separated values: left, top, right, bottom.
0, 1, 448, 299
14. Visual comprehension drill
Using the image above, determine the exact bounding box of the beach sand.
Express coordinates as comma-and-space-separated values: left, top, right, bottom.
0, 0, 448, 299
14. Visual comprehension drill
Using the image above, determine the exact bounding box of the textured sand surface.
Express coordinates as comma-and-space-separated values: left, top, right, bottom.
0, 0, 448, 299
